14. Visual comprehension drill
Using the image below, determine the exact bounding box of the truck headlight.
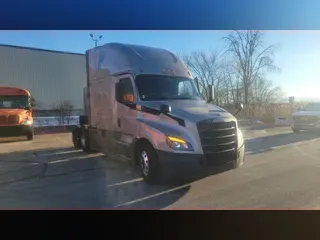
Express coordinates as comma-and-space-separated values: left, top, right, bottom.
21, 119, 33, 125
166, 136, 194, 151
237, 129, 244, 147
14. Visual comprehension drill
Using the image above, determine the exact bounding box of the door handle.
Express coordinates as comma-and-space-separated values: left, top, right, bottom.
117, 118, 121, 128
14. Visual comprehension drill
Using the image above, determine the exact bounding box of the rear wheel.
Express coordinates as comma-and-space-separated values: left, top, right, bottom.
80, 127, 93, 153
139, 142, 160, 184
72, 128, 81, 149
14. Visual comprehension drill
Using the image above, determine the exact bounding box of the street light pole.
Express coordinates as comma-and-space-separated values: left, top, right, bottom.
90, 33, 103, 47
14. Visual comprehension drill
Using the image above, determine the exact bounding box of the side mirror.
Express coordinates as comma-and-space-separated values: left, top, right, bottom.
234, 102, 244, 116
160, 104, 171, 114
207, 85, 214, 103
124, 102, 136, 109
235, 103, 244, 111
24, 106, 31, 111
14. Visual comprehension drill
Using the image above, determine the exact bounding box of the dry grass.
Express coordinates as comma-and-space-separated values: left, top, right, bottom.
224, 102, 307, 123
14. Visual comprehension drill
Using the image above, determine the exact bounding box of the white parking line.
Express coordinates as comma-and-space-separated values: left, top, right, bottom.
113, 183, 190, 208
35, 149, 82, 157
48, 159, 71, 164
55, 136, 70, 144
107, 178, 143, 188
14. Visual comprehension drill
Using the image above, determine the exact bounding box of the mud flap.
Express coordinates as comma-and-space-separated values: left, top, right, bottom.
130, 138, 138, 172
72, 127, 81, 149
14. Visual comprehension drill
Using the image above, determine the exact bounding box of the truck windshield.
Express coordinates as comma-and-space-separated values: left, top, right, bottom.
0, 95, 29, 109
135, 75, 201, 101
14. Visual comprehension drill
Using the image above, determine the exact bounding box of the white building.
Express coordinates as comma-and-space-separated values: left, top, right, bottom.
0, 44, 86, 110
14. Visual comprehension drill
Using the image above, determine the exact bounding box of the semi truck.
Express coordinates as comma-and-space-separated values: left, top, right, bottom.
72, 43, 245, 184
0, 86, 34, 140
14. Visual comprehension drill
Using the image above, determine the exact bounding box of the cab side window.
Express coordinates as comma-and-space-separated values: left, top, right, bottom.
116, 78, 135, 104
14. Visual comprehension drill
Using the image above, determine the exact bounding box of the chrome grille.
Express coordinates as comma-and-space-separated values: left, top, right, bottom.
0, 115, 7, 125
197, 119, 237, 164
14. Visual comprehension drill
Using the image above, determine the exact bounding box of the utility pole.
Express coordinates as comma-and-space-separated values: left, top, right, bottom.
90, 33, 103, 47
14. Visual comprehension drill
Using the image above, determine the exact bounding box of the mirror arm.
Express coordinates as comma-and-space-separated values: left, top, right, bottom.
234, 109, 241, 116
124, 101, 136, 109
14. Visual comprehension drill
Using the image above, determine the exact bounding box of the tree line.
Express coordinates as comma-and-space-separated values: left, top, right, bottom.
180, 30, 285, 107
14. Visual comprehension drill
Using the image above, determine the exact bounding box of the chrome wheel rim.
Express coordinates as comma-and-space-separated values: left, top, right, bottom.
140, 150, 149, 176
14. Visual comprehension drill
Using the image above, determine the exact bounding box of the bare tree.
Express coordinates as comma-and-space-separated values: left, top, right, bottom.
61, 100, 74, 124
180, 50, 223, 103
224, 31, 279, 104
251, 77, 285, 104
217, 63, 243, 104
178, 31, 284, 122
51, 100, 74, 125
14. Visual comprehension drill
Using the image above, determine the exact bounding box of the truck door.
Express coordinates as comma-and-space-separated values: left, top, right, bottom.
114, 75, 138, 160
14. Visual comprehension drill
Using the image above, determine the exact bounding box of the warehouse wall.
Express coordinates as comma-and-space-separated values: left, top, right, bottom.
0, 45, 86, 110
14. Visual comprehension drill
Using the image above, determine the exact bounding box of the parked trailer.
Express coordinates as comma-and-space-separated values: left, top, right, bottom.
72, 43, 245, 184
0, 86, 34, 140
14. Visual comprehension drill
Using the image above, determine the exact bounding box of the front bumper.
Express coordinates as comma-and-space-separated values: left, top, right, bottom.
156, 143, 245, 172
0, 125, 34, 137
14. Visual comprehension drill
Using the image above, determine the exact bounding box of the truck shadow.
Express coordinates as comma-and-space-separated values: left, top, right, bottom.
4, 131, 318, 208
0, 146, 226, 209
246, 131, 320, 154
0, 137, 28, 144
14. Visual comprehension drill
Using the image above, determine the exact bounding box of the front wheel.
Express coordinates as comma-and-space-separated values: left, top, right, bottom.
233, 146, 245, 169
139, 143, 160, 184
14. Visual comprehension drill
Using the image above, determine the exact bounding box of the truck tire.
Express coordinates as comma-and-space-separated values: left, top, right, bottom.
72, 127, 81, 149
230, 147, 245, 170
233, 154, 244, 169
80, 127, 93, 153
138, 142, 160, 184
26, 130, 34, 141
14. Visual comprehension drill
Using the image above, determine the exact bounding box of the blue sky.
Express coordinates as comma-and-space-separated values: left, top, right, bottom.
0, 30, 319, 99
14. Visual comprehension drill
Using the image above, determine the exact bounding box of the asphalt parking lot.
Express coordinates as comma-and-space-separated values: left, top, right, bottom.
1, 127, 320, 209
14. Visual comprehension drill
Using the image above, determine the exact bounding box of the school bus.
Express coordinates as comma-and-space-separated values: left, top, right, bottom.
0, 86, 34, 140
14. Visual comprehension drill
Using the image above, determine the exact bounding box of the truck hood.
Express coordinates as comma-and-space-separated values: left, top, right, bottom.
139, 100, 235, 123
0, 109, 26, 115
293, 111, 320, 117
